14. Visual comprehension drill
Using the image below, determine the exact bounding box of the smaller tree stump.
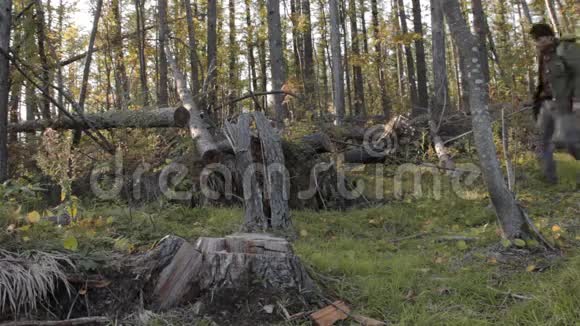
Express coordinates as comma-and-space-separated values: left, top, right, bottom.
148, 234, 315, 310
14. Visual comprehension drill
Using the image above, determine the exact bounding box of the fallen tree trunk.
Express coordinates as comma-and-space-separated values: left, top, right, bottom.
0, 317, 110, 326
428, 118, 456, 171
165, 44, 218, 161
302, 132, 335, 154
343, 147, 388, 164
8, 107, 190, 132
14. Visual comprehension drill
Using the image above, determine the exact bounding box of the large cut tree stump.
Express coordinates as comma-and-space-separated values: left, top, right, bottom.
146, 234, 315, 310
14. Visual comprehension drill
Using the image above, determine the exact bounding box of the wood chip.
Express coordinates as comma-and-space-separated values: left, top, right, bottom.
353, 314, 387, 326
310, 301, 350, 326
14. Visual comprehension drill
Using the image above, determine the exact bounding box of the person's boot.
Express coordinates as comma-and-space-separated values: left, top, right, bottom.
541, 145, 558, 184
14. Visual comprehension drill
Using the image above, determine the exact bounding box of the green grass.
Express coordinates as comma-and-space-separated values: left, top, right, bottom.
0, 153, 578, 324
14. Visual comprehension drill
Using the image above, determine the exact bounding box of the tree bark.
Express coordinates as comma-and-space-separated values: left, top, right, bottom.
545, 0, 561, 35
206, 0, 218, 115
147, 235, 314, 310
289, 0, 303, 81
8, 107, 191, 132
158, 0, 169, 107
412, 0, 428, 113
0, 0, 11, 182
224, 114, 267, 231
135, 0, 150, 106
329, 0, 345, 125
165, 43, 219, 161
340, 0, 353, 116
57, 0, 65, 110
430, 0, 449, 119
253, 111, 291, 230
73, 0, 103, 144
244, 0, 258, 101
184, 0, 199, 96
34, 0, 51, 120
443, 0, 530, 240
266, 0, 288, 128
317, 0, 330, 112
471, 0, 491, 87
371, 0, 391, 118
258, 0, 268, 110
301, 0, 316, 113
349, 0, 366, 117
111, 0, 130, 111
8, 78, 22, 142
228, 0, 237, 115
397, 0, 418, 112
519, 0, 533, 26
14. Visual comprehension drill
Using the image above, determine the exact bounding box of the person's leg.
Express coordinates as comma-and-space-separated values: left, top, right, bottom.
552, 99, 580, 148
538, 102, 558, 183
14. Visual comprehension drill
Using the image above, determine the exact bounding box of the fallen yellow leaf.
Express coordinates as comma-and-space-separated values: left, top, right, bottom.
526, 265, 536, 272
26, 211, 41, 224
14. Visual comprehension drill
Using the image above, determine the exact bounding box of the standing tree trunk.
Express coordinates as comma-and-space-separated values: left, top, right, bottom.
430, 0, 449, 118
35, 0, 51, 119
0, 0, 11, 182
8, 79, 22, 142
57, 0, 65, 110
471, 0, 491, 86
397, 0, 418, 112
317, 0, 330, 112
412, 0, 428, 113
442, 0, 533, 240
158, 0, 169, 107
184, 0, 199, 96
73, 0, 103, 144
371, 0, 390, 118
349, 0, 366, 118
340, 0, 353, 116
206, 0, 218, 115
135, 0, 149, 106
228, 0, 238, 115
258, 0, 268, 110
244, 0, 258, 97
289, 0, 303, 82
301, 0, 317, 113
429, 0, 454, 170
266, 0, 288, 128
544, 0, 561, 35
112, 0, 130, 110
519, 0, 533, 26
329, 0, 345, 124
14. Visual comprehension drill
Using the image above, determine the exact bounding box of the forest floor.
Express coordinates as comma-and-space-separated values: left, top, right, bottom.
1, 153, 579, 325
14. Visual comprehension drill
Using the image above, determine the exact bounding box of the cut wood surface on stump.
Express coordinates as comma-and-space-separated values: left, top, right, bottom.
147, 234, 315, 311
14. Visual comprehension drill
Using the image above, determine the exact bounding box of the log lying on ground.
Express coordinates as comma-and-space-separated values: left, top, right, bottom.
302, 132, 336, 153
143, 234, 315, 310
0, 317, 110, 326
8, 107, 190, 132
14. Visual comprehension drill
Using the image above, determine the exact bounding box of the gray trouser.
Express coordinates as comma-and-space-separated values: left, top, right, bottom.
536, 101, 580, 181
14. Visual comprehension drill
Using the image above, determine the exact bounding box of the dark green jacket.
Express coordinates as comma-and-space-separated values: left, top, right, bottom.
536, 38, 580, 111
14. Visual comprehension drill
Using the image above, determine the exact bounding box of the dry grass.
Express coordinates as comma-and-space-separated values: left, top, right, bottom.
0, 249, 74, 317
